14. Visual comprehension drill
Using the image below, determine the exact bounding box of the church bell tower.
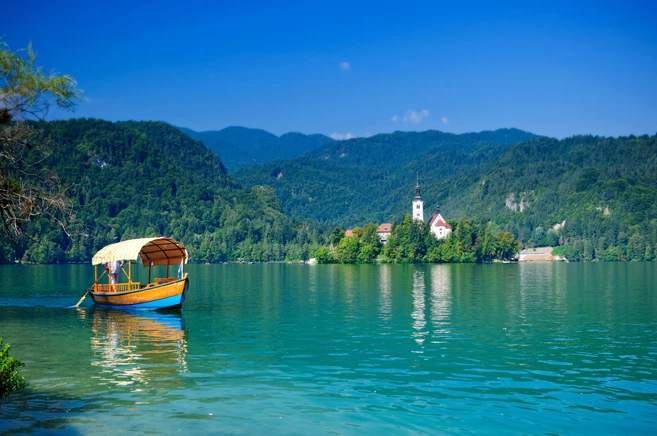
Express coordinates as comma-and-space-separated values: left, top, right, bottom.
412, 173, 424, 222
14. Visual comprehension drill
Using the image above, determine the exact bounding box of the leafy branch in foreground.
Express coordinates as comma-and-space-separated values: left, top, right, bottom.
0, 40, 80, 241
0, 337, 28, 398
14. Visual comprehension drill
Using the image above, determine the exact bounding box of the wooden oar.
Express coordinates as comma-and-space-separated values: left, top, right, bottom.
71, 288, 91, 307
70, 270, 107, 308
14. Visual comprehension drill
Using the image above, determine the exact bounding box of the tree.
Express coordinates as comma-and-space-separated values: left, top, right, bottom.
475, 222, 498, 262
384, 215, 430, 263
335, 236, 359, 263
0, 337, 27, 397
495, 231, 519, 260
1, 41, 80, 241
313, 247, 335, 264
357, 223, 381, 263
330, 226, 345, 246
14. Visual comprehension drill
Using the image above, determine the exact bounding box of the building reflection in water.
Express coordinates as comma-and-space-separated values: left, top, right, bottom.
429, 265, 452, 338
515, 263, 567, 323
378, 265, 392, 320
80, 309, 188, 390
412, 269, 427, 346
409, 266, 453, 349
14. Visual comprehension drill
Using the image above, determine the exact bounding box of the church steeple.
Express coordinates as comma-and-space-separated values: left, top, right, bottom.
414, 173, 421, 199
412, 173, 424, 222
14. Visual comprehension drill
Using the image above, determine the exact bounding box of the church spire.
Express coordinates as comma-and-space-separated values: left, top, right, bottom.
412, 173, 424, 222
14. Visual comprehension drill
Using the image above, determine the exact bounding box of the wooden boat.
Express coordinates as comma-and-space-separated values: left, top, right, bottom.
89, 237, 189, 310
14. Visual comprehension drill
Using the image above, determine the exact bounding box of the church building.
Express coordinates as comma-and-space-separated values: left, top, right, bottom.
412, 175, 424, 221
428, 206, 452, 239
412, 176, 452, 240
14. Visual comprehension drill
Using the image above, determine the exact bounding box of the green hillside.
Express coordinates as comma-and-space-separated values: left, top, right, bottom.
7, 120, 652, 264
444, 134, 657, 261
233, 128, 539, 225
178, 126, 334, 171
1, 119, 328, 264
235, 129, 657, 261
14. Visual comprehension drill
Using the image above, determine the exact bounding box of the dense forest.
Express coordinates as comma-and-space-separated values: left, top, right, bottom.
235, 130, 657, 262
233, 128, 539, 225
4, 118, 655, 264
0, 119, 329, 264
178, 126, 334, 171
316, 216, 519, 264
444, 135, 657, 261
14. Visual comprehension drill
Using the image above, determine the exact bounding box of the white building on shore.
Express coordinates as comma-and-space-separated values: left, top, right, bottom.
413, 176, 452, 240
428, 206, 452, 240
412, 174, 424, 222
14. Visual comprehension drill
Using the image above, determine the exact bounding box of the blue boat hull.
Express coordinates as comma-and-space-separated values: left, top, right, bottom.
92, 293, 186, 310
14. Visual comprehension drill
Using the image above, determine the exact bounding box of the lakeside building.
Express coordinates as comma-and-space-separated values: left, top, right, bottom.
412, 175, 452, 240
345, 177, 452, 242
427, 207, 452, 240
412, 175, 424, 221
517, 247, 565, 262
377, 223, 392, 244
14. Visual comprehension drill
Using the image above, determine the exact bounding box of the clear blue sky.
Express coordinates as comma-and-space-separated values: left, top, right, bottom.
5, 0, 657, 138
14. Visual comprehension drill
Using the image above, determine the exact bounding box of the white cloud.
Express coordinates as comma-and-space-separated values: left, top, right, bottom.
330, 132, 354, 140
402, 109, 430, 124
391, 114, 399, 122
441, 116, 449, 125
339, 61, 351, 71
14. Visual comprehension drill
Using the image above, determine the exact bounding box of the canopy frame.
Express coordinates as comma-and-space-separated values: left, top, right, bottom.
91, 237, 188, 267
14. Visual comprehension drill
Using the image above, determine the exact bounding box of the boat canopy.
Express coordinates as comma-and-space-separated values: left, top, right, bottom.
91, 237, 188, 267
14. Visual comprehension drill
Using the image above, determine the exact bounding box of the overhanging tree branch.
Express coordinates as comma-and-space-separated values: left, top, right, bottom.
0, 40, 81, 242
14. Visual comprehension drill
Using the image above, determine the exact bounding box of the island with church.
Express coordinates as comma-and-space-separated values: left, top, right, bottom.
312, 177, 520, 264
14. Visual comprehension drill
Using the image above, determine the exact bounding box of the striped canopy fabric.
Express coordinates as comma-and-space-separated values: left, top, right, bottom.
91, 237, 188, 267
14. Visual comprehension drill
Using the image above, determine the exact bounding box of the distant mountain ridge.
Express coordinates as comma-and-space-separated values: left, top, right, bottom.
234, 127, 657, 261
233, 128, 541, 225
178, 126, 334, 171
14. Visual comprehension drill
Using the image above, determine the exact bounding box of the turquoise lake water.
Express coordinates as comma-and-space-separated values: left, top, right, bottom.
0, 263, 656, 434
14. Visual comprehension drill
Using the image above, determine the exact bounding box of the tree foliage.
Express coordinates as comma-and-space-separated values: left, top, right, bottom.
235, 129, 537, 226
237, 129, 657, 262
386, 216, 520, 263
0, 337, 27, 398
315, 216, 520, 264
0, 119, 330, 264
447, 135, 657, 261
0, 41, 80, 241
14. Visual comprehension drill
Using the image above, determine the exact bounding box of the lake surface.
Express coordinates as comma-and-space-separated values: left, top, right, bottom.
0, 262, 656, 434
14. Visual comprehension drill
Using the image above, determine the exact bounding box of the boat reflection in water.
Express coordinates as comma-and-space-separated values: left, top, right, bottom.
83, 308, 188, 390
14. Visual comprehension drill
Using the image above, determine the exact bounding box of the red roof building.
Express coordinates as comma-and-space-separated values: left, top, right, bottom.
428, 207, 452, 240
377, 223, 392, 233
377, 223, 392, 243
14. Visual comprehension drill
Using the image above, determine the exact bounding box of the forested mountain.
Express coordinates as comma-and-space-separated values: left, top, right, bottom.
443, 134, 657, 261
0, 119, 328, 264
6, 119, 652, 264
235, 129, 657, 261
178, 126, 334, 171
233, 128, 539, 225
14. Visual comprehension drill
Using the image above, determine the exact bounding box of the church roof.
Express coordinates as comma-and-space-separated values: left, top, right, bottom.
377, 223, 392, 233
429, 214, 452, 229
